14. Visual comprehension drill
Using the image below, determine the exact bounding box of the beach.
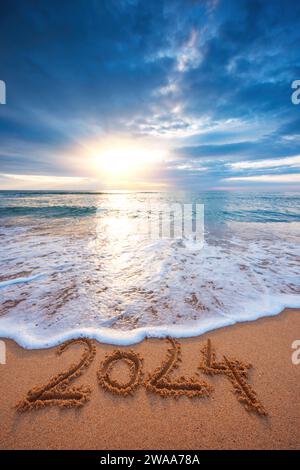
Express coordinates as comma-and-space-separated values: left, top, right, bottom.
0, 308, 299, 450
1, 0, 300, 459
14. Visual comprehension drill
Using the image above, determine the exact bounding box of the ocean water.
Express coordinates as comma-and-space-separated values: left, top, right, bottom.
0, 190, 299, 349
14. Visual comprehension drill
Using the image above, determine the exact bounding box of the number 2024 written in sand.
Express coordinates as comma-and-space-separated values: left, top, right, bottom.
16, 338, 267, 417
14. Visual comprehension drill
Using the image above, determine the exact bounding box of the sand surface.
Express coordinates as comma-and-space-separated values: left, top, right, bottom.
0, 308, 299, 450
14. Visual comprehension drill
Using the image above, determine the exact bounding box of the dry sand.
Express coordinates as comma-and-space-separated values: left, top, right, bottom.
0, 308, 299, 450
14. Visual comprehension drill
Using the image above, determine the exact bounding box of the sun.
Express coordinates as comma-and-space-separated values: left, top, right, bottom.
97, 146, 151, 175
89, 138, 167, 185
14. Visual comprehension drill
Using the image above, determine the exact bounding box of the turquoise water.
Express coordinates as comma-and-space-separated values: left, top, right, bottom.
1, 190, 300, 222
0, 190, 299, 348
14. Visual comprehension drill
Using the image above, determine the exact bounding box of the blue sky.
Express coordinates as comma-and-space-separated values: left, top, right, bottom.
0, 0, 300, 190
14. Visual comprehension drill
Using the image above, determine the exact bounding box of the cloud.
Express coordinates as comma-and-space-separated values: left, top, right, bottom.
224, 174, 300, 183
0, 173, 93, 190
228, 155, 300, 170
0, 0, 300, 189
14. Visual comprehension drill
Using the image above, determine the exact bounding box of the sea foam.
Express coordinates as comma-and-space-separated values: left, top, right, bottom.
0, 191, 299, 349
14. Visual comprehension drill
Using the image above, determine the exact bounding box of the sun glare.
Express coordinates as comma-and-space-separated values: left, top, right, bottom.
89, 138, 167, 185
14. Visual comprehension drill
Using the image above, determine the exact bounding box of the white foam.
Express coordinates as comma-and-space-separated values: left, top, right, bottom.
0, 296, 299, 349
0, 196, 299, 349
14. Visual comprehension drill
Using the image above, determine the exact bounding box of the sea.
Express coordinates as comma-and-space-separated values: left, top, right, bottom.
0, 190, 299, 348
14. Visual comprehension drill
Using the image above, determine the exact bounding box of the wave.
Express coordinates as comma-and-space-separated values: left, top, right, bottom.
1, 205, 299, 222
0, 191, 299, 349
0, 206, 97, 218
0, 296, 299, 349
221, 209, 300, 222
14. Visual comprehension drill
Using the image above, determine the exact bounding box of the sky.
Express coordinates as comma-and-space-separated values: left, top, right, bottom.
0, 0, 300, 190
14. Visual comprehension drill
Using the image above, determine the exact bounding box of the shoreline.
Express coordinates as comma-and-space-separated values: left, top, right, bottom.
0, 308, 299, 449
1, 300, 300, 350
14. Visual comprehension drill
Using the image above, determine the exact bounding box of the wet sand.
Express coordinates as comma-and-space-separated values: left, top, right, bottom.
0, 308, 299, 449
